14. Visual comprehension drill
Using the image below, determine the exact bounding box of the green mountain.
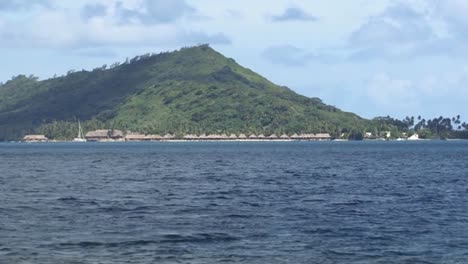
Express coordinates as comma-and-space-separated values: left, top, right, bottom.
0, 45, 367, 141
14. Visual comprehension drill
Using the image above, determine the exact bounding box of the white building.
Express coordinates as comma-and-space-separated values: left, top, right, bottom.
408, 134, 420, 141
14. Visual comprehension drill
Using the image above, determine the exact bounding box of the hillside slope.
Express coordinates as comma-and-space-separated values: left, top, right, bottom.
0, 45, 366, 140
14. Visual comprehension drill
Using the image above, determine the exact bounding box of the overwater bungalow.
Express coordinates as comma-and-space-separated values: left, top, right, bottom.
23, 135, 48, 143
291, 133, 301, 140
280, 134, 289, 139
206, 134, 218, 140
163, 134, 175, 140
183, 134, 197, 140
248, 134, 257, 139
269, 134, 278, 139
313, 133, 332, 140
229, 134, 238, 139
111, 130, 124, 140
238, 134, 247, 139
85, 130, 110, 141
125, 134, 148, 141
85, 129, 125, 142
147, 134, 163, 141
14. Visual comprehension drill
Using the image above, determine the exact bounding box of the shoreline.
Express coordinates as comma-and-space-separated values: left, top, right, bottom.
11, 138, 468, 143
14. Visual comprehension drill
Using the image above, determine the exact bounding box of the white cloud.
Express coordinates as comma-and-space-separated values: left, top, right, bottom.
426, 0, 468, 44
271, 7, 318, 22
115, 0, 196, 25
0, 0, 230, 49
0, 0, 51, 11
367, 73, 418, 109
365, 68, 468, 117
262, 45, 310, 66
345, 0, 468, 60
347, 1, 444, 60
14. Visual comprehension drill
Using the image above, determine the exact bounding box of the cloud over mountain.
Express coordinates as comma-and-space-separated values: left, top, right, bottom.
271, 7, 317, 22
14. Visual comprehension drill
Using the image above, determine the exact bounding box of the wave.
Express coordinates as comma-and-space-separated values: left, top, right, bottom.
52, 233, 239, 249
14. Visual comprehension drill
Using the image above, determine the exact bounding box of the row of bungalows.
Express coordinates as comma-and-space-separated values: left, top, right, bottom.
289, 133, 332, 140
124, 134, 175, 141
165, 133, 332, 141
22, 132, 331, 142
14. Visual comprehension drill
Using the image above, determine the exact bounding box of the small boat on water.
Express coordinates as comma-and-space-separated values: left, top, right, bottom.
73, 121, 87, 142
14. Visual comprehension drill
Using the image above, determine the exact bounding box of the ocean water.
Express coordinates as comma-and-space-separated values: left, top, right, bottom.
1, 141, 468, 264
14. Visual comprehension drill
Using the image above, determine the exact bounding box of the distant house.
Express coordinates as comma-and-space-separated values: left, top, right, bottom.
269, 134, 278, 139
163, 134, 175, 140
23, 135, 48, 142
85, 129, 124, 142
248, 134, 257, 139
408, 134, 420, 141
206, 134, 221, 140
125, 134, 148, 141
110, 130, 124, 140
312, 133, 332, 140
85, 130, 110, 141
238, 134, 247, 139
183, 134, 197, 140
290, 133, 301, 140
146, 134, 163, 141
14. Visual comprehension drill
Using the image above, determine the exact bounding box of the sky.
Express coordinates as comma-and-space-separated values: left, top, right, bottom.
1, 0, 467, 120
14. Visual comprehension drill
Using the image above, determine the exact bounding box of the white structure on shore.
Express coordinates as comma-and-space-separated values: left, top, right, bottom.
23, 135, 49, 142
408, 134, 420, 141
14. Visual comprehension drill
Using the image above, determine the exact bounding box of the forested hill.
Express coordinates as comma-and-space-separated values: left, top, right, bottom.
0, 44, 366, 141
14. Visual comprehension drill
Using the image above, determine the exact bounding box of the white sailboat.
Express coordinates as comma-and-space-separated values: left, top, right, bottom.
73, 120, 87, 142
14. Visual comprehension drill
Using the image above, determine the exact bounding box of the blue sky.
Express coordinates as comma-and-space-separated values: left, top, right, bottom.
1, 0, 467, 119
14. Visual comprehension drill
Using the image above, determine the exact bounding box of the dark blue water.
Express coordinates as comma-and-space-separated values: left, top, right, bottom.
1, 141, 468, 263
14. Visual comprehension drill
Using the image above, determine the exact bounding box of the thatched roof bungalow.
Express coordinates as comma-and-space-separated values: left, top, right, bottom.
238, 134, 247, 139
248, 134, 257, 139
85, 130, 110, 141
313, 133, 332, 140
291, 133, 301, 140
125, 134, 148, 141
229, 134, 238, 139
219, 134, 229, 140
184, 134, 197, 140
297, 133, 332, 140
206, 134, 223, 140
163, 134, 174, 139
147, 134, 163, 141
23, 135, 48, 142
269, 134, 278, 139
110, 130, 124, 139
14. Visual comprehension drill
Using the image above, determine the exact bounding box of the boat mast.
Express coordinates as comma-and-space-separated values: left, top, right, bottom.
78, 120, 83, 139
